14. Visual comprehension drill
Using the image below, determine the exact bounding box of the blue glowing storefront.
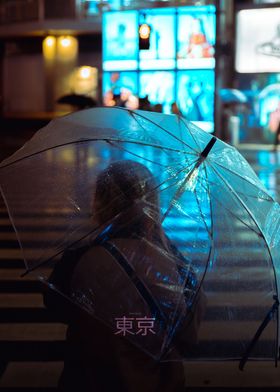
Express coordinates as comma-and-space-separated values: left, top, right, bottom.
234, 4, 280, 144
102, 5, 216, 133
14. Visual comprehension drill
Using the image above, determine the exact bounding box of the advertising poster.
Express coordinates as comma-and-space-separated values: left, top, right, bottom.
139, 71, 175, 112
103, 11, 138, 71
139, 9, 176, 70
103, 71, 138, 109
177, 70, 215, 128
236, 7, 280, 73
177, 6, 216, 69
102, 5, 216, 130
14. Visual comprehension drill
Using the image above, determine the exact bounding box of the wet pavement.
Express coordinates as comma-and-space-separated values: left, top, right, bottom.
242, 146, 280, 203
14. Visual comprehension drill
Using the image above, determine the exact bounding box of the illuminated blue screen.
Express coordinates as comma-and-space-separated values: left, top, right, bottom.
103, 71, 138, 107
177, 6, 216, 69
102, 5, 216, 132
139, 8, 176, 70
139, 71, 175, 113
177, 70, 215, 124
103, 11, 138, 71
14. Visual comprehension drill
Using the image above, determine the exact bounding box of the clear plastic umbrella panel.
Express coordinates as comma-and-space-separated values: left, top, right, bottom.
0, 107, 280, 367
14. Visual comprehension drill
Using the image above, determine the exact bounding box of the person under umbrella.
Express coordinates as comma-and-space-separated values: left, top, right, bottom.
43, 159, 205, 392
268, 101, 280, 151
1, 107, 279, 381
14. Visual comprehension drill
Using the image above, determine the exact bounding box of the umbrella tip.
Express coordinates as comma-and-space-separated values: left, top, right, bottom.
200, 137, 217, 159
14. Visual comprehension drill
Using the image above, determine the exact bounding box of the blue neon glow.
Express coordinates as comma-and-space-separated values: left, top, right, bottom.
139, 71, 175, 113
139, 9, 176, 69
177, 7, 216, 68
103, 60, 138, 72
177, 70, 215, 123
102, 5, 216, 130
103, 71, 138, 106
103, 11, 138, 62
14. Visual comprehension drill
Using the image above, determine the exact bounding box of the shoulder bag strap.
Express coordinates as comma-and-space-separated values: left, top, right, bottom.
101, 241, 167, 325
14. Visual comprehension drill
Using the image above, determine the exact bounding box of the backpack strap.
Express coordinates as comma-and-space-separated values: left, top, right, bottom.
101, 241, 167, 325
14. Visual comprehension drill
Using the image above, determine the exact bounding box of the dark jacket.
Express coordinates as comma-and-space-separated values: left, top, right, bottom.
43, 243, 186, 392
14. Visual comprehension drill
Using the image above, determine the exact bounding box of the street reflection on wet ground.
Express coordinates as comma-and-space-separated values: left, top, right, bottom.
244, 148, 280, 203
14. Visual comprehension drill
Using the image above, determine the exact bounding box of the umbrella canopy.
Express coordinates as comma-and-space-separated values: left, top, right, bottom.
0, 107, 280, 365
258, 83, 280, 100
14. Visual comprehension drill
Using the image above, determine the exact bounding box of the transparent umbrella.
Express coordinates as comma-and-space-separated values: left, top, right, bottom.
0, 107, 279, 367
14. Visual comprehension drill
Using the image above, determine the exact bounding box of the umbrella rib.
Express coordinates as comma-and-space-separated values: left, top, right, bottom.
212, 161, 274, 202
176, 115, 200, 170
192, 167, 213, 239
95, 163, 192, 227
190, 162, 215, 300
138, 237, 186, 357
211, 163, 278, 254
22, 205, 141, 274
175, 115, 191, 154
179, 116, 203, 150
161, 163, 200, 223
194, 175, 263, 237
127, 112, 181, 161
160, 151, 213, 223
107, 140, 177, 168
196, 162, 215, 299
174, 186, 214, 360
204, 163, 214, 243
128, 109, 199, 153
149, 161, 197, 196
108, 139, 197, 156
21, 165, 190, 275
210, 164, 279, 361
22, 226, 100, 275
0, 138, 194, 169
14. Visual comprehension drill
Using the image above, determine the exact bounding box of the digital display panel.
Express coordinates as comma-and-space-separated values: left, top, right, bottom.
177, 5, 216, 69
236, 7, 280, 73
139, 8, 176, 70
139, 71, 175, 113
102, 6, 216, 131
177, 70, 215, 131
103, 11, 138, 71
103, 71, 138, 109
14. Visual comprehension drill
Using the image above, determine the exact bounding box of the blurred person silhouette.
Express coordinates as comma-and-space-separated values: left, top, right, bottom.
138, 95, 152, 111
171, 102, 183, 116
221, 103, 234, 143
153, 103, 163, 113
43, 160, 205, 392
268, 101, 280, 151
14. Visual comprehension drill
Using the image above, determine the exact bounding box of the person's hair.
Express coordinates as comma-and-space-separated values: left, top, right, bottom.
93, 160, 165, 244
94, 160, 157, 221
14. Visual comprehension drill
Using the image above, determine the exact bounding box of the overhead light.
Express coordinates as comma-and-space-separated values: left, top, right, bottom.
79, 66, 92, 79
45, 36, 56, 47
42, 36, 56, 60
60, 37, 71, 48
